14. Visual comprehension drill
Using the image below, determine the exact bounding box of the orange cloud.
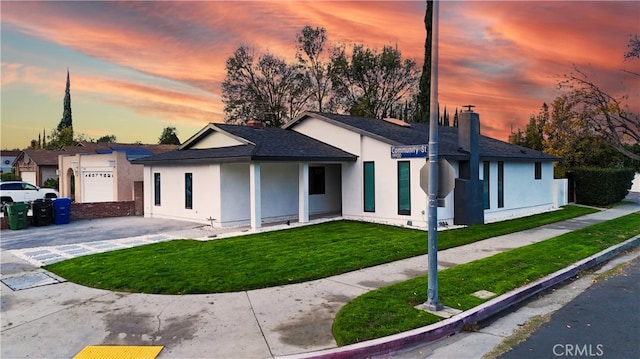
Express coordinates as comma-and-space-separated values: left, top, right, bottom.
2, 0, 638, 147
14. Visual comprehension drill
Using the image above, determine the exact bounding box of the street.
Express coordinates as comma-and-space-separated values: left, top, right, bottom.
499, 257, 640, 359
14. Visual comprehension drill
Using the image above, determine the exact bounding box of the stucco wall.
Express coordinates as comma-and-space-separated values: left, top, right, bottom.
632, 173, 640, 193
291, 119, 361, 156
219, 163, 249, 225
144, 163, 221, 224
482, 161, 557, 222
59, 152, 143, 203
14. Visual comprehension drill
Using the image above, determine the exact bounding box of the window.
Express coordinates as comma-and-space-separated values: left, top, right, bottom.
23, 183, 37, 190
498, 161, 504, 208
534, 162, 542, 180
397, 161, 410, 215
363, 162, 375, 212
154, 173, 161, 206
483, 161, 490, 210
1, 183, 22, 190
309, 166, 325, 195
185, 173, 193, 209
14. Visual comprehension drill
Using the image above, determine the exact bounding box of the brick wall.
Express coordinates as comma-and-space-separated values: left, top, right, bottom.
70, 201, 138, 221
1, 201, 141, 230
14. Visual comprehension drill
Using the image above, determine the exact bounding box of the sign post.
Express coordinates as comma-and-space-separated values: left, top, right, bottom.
425, 0, 443, 311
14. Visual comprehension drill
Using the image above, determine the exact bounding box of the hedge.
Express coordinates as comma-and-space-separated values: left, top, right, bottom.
573, 168, 635, 206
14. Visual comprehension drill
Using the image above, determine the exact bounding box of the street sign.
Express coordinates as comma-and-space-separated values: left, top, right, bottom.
391, 144, 427, 159
420, 159, 455, 199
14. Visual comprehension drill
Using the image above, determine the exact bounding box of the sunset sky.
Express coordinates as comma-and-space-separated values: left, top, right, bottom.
2, 1, 639, 150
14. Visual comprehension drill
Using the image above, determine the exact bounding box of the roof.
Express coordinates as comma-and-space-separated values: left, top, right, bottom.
286, 112, 560, 162
13, 143, 177, 166
133, 124, 358, 165
0, 151, 21, 157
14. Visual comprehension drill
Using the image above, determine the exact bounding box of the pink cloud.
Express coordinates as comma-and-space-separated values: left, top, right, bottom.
2, 0, 638, 145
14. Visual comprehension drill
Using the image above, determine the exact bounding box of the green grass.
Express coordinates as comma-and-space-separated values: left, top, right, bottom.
44, 205, 596, 294
332, 212, 640, 346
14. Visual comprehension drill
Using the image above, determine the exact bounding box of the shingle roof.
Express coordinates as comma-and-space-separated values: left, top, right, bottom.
294, 112, 559, 162
14, 144, 177, 166
133, 124, 358, 165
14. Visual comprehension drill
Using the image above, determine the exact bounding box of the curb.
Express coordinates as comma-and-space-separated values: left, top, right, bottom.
277, 235, 640, 359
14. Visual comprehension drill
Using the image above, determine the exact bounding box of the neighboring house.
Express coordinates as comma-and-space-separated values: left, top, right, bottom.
0, 151, 20, 174
134, 110, 566, 229
13, 150, 62, 186
13, 143, 175, 202
58, 143, 176, 203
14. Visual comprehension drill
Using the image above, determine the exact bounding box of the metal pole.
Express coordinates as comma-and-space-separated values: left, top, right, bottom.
425, 0, 443, 311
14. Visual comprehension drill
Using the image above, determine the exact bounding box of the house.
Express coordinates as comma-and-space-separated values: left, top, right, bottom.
13, 150, 64, 186
134, 110, 566, 229
58, 143, 176, 203
13, 143, 175, 202
0, 151, 20, 174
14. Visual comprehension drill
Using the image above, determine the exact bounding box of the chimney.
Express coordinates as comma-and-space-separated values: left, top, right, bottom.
458, 105, 480, 156
246, 119, 264, 127
454, 105, 484, 225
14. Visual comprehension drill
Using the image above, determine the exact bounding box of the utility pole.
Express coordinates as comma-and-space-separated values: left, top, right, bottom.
425, 0, 443, 311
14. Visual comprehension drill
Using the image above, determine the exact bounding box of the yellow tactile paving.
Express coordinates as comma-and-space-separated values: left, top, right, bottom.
73, 345, 163, 359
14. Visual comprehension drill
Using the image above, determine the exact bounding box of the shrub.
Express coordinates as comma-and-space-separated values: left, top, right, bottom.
43, 177, 59, 190
1, 172, 20, 181
573, 168, 635, 206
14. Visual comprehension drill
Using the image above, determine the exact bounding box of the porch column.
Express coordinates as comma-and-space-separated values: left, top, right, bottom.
299, 163, 309, 223
250, 163, 262, 229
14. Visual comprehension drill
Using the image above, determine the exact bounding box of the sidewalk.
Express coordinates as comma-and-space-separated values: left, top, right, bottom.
1, 201, 638, 359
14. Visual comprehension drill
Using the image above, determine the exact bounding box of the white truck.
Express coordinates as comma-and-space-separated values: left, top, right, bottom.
0, 181, 59, 210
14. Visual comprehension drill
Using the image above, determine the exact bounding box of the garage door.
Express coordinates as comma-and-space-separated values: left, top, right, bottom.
82, 171, 114, 202
21, 171, 36, 185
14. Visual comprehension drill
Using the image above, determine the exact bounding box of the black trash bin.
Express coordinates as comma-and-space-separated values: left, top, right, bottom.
32, 199, 53, 226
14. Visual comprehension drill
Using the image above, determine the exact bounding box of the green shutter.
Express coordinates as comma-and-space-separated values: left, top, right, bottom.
483, 161, 490, 209
498, 161, 504, 208
185, 173, 193, 209
398, 161, 410, 215
154, 173, 161, 206
364, 162, 375, 212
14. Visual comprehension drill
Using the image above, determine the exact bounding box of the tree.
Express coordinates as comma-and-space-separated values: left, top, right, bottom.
57, 69, 73, 132
453, 108, 459, 127
624, 34, 640, 61
330, 44, 419, 119
415, 0, 434, 123
542, 95, 624, 177
222, 46, 309, 127
558, 68, 640, 161
442, 106, 449, 126
44, 127, 75, 149
158, 126, 181, 145
296, 26, 334, 113
97, 134, 117, 143
511, 103, 549, 151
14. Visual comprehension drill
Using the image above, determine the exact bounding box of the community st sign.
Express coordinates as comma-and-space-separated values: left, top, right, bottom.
390, 144, 428, 159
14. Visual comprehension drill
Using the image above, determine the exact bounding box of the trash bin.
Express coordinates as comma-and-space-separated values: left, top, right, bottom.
32, 199, 53, 226
52, 197, 72, 225
5, 202, 29, 230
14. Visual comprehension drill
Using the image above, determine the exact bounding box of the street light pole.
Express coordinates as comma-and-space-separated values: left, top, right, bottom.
425, 0, 443, 311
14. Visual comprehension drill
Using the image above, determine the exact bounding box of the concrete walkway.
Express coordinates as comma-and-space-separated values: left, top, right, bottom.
1, 202, 638, 359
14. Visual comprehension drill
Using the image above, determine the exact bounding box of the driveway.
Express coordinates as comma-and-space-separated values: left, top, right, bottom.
0, 216, 209, 250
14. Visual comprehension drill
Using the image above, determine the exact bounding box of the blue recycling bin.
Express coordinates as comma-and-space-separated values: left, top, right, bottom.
52, 197, 72, 225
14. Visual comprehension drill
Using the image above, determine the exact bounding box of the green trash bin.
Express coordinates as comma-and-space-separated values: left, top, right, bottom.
5, 202, 29, 230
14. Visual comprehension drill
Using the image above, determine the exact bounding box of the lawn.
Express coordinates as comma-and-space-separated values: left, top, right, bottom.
44, 205, 596, 294
332, 212, 640, 346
